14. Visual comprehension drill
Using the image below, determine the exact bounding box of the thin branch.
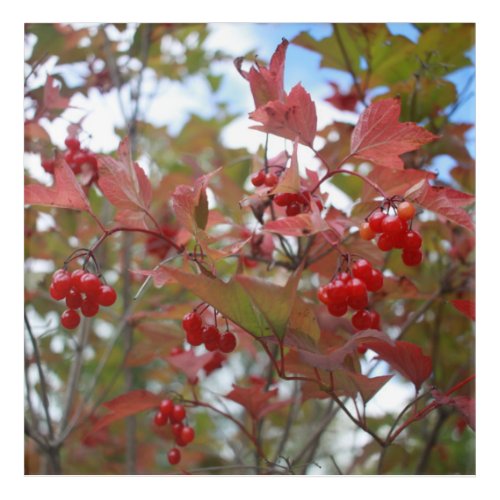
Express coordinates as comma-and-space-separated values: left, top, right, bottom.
415, 409, 450, 474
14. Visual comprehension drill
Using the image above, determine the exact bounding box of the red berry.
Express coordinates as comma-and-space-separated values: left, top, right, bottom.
83, 154, 98, 170
317, 286, 330, 305
41, 158, 55, 174
61, 309, 81, 329
346, 278, 367, 298
175, 434, 188, 447
274, 193, 294, 207
286, 202, 301, 216
403, 230, 423, 250
154, 411, 168, 427
347, 294, 369, 310
251, 170, 265, 187
359, 222, 376, 240
182, 311, 202, 333
264, 172, 278, 187
65, 289, 83, 309
171, 423, 184, 438
171, 404, 186, 423
337, 272, 351, 284
327, 302, 348, 317
368, 211, 386, 233
402, 249, 423, 266
368, 310, 381, 330
352, 310, 372, 330
377, 232, 394, 251
219, 332, 237, 353
186, 328, 203, 346
365, 269, 384, 292
64, 150, 76, 166
97, 285, 117, 306
381, 215, 407, 234
52, 270, 72, 297
325, 280, 348, 305
202, 325, 220, 352
167, 448, 181, 465
80, 273, 101, 297
71, 269, 85, 291
65, 137, 81, 151
398, 201, 416, 221
81, 298, 99, 317
352, 259, 372, 282
50, 282, 66, 301
180, 426, 195, 444
159, 399, 174, 417
392, 231, 406, 249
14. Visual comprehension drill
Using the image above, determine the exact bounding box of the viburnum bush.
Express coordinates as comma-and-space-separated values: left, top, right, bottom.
24, 23, 475, 475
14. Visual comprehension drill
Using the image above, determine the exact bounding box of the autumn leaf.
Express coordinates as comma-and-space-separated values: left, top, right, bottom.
225, 384, 290, 420
269, 140, 301, 195
165, 350, 218, 383
450, 299, 475, 321
42, 75, 70, 112
89, 390, 162, 434
350, 98, 439, 169
24, 158, 94, 214
363, 340, 432, 392
235, 38, 288, 108
250, 83, 317, 146
405, 179, 475, 232
97, 137, 155, 230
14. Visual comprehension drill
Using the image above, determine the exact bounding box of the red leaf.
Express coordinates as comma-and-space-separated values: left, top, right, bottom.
250, 83, 317, 146
326, 82, 358, 112
25, 158, 93, 213
432, 392, 475, 430
235, 38, 288, 108
269, 140, 301, 195
171, 168, 221, 235
42, 75, 70, 112
165, 349, 218, 383
97, 137, 154, 229
263, 210, 329, 237
350, 98, 438, 169
405, 179, 475, 232
225, 384, 289, 420
450, 299, 475, 321
90, 390, 161, 434
363, 340, 432, 392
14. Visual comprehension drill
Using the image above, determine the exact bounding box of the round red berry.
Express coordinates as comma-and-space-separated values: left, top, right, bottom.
219, 332, 237, 353
182, 311, 202, 333
317, 286, 330, 305
97, 285, 117, 306
397, 201, 416, 221
159, 399, 174, 417
71, 269, 85, 291
65, 289, 83, 309
368, 211, 386, 233
50, 282, 66, 301
337, 272, 351, 284
41, 158, 55, 174
65, 137, 81, 151
368, 310, 381, 330
365, 269, 384, 292
80, 273, 101, 297
251, 170, 265, 187
186, 328, 203, 346
264, 172, 278, 187
352, 259, 372, 282
61, 309, 81, 330
171, 423, 184, 438
352, 310, 372, 330
325, 280, 348, 305
202, 325, 220, 351
171, 404, 186, 423
274, 193, 293, 207
167, 448, 181, 465
81, 298, 99, 317
347, 294, 369, 310
286, 202, 301, 216
377, 232, 394, 251
403, 230, 422, 250
327, 302, 348, 317
359, 222, 376, 240
154, 411, 168, 427
381, 215, 406, 234
52, 270, 72, 297
402, 249, 423, 266
347, 278, 367, 298
180, 426, 195, 444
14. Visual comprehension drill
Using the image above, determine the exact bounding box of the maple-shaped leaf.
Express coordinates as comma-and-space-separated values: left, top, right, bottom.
165, 349, 217, 383
25, 158, 94, 214
42, 75, 70, 112
269, 140, 301, 195
363, 340, 432, 392
250, 83, 317, 146
405, 179, 475, 232
89, 390, 162, 434
450, 299, 475, 321
171, 168, 221, 235
97, 137, 155, 230
235, 38, 288, 108
225, 384, 290, 420
350, 98, 439, 169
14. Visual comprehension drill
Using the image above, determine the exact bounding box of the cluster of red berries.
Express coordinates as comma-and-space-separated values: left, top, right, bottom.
153, 399, 195, 465
250, 168, 279, 189
359, 200, 423, 266
42, 135, 98, 183
50, 268, 117, 329
182, 311, 237, 354
318, 258, 382, 332
273, 190, 323, 217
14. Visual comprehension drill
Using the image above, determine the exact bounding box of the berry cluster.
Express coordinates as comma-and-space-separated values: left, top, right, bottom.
273, 190, 323, 217
153, 399, 195, 465
359, 200, 423, 266
42, 135, 98, 184
317, 257, 382, 332
182, 311, 237, 354
251, 168, 279, 189
50, 269, 117, 329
